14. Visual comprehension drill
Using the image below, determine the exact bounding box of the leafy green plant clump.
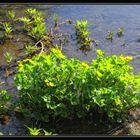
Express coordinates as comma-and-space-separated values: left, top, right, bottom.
117, 27, 124, 37
106, 31, 113, 41
15, 48, 140, 123
75, 20, 93, 51
26, 126, 57, 136
19, 8, 47, 41
4, 52, 12, 63
0, 90, 11, 114
2, 22, 12, 39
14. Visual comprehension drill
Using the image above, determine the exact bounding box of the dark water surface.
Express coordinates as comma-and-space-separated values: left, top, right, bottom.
0, 4, 140, 135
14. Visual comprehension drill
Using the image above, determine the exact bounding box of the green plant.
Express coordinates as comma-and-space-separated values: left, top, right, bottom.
1, 8, 63, 47
26, 8, 38, 16
53, 14, 59, 30
75, 20, 93, 51
75, 20, 90, 31
106, 31, 113, 41
15, 48, 140, 123
26, 125, 57, 136
43, 130, 57, 136
19, 16, 31, 31
25, 44, 38, 55
4, 52, 12, 63
15, 48, 89, 121
20, 8, 47, 41
26, 8, 47, 40
117, 27, 124, 37
26, 126, 41, 136
7, 10, 15, 20
53, 14, 59, 23
91, 50, 140, 122
28, 23, 47, 41
6, 10, 19, 33
0, 90, 11, 113
3, 22, 12, 39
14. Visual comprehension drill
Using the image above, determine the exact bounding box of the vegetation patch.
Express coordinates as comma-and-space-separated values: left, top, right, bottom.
75, 20, 93, 52
0, 89, 11, 114
14, 48, 140, 123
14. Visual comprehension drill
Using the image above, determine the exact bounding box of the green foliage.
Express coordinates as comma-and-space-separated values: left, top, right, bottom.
26, 126, 41, 136
4, 52, 12, 63
29, 23, 47, 40
106, 31, 113, 41
0, 8, 63, 48
2, 22, 12, 39
53, 14, 59, 30
43, 130, 57, 136
26, 126, 57, 136
90, 51, 140, 122
75, 20, 90, 31
53, 14, 59, 25
117, 27, 124, 37
26, 8, 39, 16
25, 44, 38, 55
19, 8, 47, 41
19, 16, 31, 30
15, 48, 140, 123
75, 20, 93, 51
0, 90, 11, 113
7, 10, 16, 20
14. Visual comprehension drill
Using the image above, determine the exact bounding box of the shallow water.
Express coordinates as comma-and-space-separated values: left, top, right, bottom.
0, 4, 140, 135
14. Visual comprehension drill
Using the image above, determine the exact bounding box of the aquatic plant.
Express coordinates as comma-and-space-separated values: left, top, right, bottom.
26, 126, 57, 136
117, 27, 124, 37
29, 23, 48, 41
7, 10, 16, 21
19, 16, 31, 31
75, 20, 93, 51
15, 48, 140, 123
25, 44, 38, 55
106, 31, 113, 41
0, 90, 11, 113
26, 126, 41, 136
19, 8, 47, 41
0, 8, 66, 54
26, 8, 38, 17
43, 130, 57, 136
2, 22, 12, 39
53, 14, 59, 30
4, 52, 12, 63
